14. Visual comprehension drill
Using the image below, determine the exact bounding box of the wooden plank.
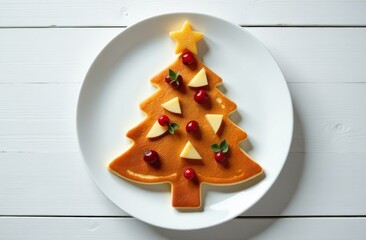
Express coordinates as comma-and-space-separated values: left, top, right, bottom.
0, 84, 79, 153
289, 83, 366, 153
1, 28, 366, 84
0, 28, 121, 84
245, 152, 366, 216
246, 28, 366, 83
1, 83, 365, 153
0, 152, 123, 216
1, 0, 366, 27
1, 152, 366, 216
1, 217, 366, 240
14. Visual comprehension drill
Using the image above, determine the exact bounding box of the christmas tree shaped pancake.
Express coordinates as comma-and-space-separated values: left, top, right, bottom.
108, 21, 263, 209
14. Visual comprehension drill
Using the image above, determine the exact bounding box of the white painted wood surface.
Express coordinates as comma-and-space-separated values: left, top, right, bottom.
1, 217, 366, 240
1, 0, 366, 26
1, 1, 366, 238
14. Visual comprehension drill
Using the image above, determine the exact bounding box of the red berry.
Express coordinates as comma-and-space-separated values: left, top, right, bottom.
186, 121, 199, 133
165, 75, 182, 89
158, 115, 170, 126
165, 75, 172, 84
182, 51, 195, 65
144, 150, 159, 164
183, 167, 196, 180
215, 151, 226, 163
194, 89, 209, 104
172, 75, 182, 89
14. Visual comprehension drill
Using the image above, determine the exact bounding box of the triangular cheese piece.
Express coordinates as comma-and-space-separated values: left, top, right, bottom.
188, 68, 208, 87
146, 121, 168, 138
161, 97, 182, 114
205, 114, 223, 134
179, 141, 202, 160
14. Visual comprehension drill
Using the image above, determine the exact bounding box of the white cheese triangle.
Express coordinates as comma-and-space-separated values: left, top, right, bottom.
205, 114, 223, 134
146, 120, 168, 138
161, 97, 182, 114
188, 68, 208, 87
179, 141, 202, 160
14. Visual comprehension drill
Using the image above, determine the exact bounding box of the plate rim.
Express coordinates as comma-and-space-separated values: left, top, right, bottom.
76, 12, 294, 230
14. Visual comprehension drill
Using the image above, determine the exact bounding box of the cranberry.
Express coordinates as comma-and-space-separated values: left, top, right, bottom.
183, 167, 196, 180
165, 75, 182, 89
182, 51, 195, 65
158, 115, 170, 126
144, 150, 159, 164
215, 152, 226, 163
194, 89, 209, 104
186, 121, 199, 133
172, 75, 183, 89
164, 75, 172, 84
215, 151, 226, 164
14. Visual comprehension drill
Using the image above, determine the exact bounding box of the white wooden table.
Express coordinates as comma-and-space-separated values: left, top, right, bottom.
1, 1, 366, 239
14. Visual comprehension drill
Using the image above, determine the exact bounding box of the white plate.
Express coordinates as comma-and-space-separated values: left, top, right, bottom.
76, 13, 293, 230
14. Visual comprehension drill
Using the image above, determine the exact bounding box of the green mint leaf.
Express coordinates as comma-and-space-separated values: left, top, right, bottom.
168, 123, 179, 134
211, 144, 220, 153
170, 123, 179, 130
219, 140, 227, 150
168, 126, 174, 134
175, 72, 180, 81
169, 69, 175, 78
169, 69, 178, 81
222, 144, 229, 153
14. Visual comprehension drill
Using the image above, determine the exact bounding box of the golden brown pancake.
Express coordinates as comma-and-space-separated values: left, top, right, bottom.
108, 55, 263, 208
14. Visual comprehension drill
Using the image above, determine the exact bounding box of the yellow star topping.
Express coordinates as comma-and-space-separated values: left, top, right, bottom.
169, 21, 204, 55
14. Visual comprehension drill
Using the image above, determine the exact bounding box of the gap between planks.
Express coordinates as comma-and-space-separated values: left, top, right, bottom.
0, 25, 366, 29
1, 215, 366, 219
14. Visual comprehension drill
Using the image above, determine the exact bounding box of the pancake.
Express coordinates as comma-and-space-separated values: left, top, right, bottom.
108, 21, 263, 209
